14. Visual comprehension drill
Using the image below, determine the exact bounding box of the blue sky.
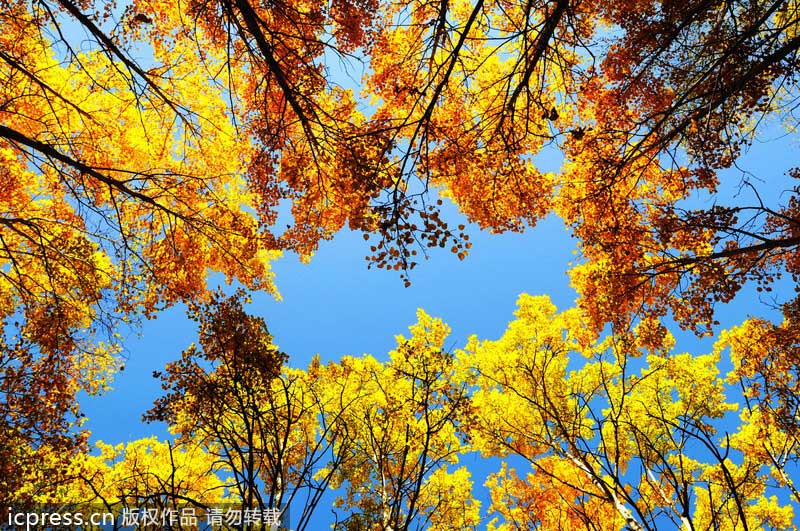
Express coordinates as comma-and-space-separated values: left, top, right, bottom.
82, 208, 580, 444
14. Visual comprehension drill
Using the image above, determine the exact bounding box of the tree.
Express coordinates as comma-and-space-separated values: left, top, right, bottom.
322, 311, 478, 531
0, 327, 115, 509
723, 299, 800, 505
456, 294, 796, 531
146, 291, 351, 531
553, 0, 800, 334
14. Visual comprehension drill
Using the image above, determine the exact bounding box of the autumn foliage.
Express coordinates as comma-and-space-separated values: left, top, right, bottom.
2, 0, 800, 527
24, 294, 797, 530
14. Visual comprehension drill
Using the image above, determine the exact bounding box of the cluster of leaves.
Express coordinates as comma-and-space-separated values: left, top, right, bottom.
20, 294, 798, 531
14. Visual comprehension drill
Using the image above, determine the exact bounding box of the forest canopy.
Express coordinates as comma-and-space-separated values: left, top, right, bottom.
1, 0, 799, 528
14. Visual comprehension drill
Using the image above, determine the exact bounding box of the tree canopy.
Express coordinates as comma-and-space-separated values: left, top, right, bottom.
2, 0, 799, 527
25, 293, 799, 530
